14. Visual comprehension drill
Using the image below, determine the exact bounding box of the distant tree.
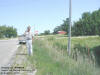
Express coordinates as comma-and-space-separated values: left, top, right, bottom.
0, 32, 3, 38
0, 25, 17, 38
5, 27, 17, 38
72, 12, 92, 36
53, 18, 69, 34
53, 26, 62, 34
54, 9, 100, 36
72, 9, 100, 36
44, 30, 50, 35
61, 18, 69, 32
91, 9, 100, 36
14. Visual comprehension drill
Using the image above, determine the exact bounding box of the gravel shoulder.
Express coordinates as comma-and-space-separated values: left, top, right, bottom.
0, 45, 36, 75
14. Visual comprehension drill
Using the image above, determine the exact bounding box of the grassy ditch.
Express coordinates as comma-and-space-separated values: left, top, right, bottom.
28, 37, 100, 75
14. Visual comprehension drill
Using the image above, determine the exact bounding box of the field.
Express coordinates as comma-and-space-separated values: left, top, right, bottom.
28, 35, 100, 75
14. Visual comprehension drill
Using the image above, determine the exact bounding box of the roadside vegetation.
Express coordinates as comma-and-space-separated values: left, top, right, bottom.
28, 35, 100, 75
9, 45, 35, 75
53, 9, 100, 36
46, 35, 100, 65
0, 25, 17, 38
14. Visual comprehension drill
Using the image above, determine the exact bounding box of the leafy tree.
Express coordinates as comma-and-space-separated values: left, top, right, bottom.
53, 18, 69, 34
0, 25, 17, 38
44, 30, 50, 35
54, 9, 100, 36
53, 26, 62, 34
72, 9, 100, 36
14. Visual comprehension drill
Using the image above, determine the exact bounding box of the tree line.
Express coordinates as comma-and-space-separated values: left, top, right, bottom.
0, 25, 17, 38
53, 9, 100, 36
40, 30, 50, 35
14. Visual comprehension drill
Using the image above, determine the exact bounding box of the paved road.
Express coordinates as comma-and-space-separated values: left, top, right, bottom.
0, 39, 19, 68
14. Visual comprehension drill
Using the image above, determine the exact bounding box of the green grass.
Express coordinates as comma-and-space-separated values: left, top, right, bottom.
28, 37, 100, 75
46, 35, 100, 66
46, 36, 100, 50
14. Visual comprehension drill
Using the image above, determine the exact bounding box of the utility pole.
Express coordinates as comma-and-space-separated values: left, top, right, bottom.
67, 0, 72, 56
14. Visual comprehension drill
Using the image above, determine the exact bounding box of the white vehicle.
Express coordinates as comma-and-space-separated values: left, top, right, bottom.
18, 35, 26, 44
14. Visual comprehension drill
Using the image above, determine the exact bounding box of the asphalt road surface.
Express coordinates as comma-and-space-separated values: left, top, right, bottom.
0, 38, 19, 68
